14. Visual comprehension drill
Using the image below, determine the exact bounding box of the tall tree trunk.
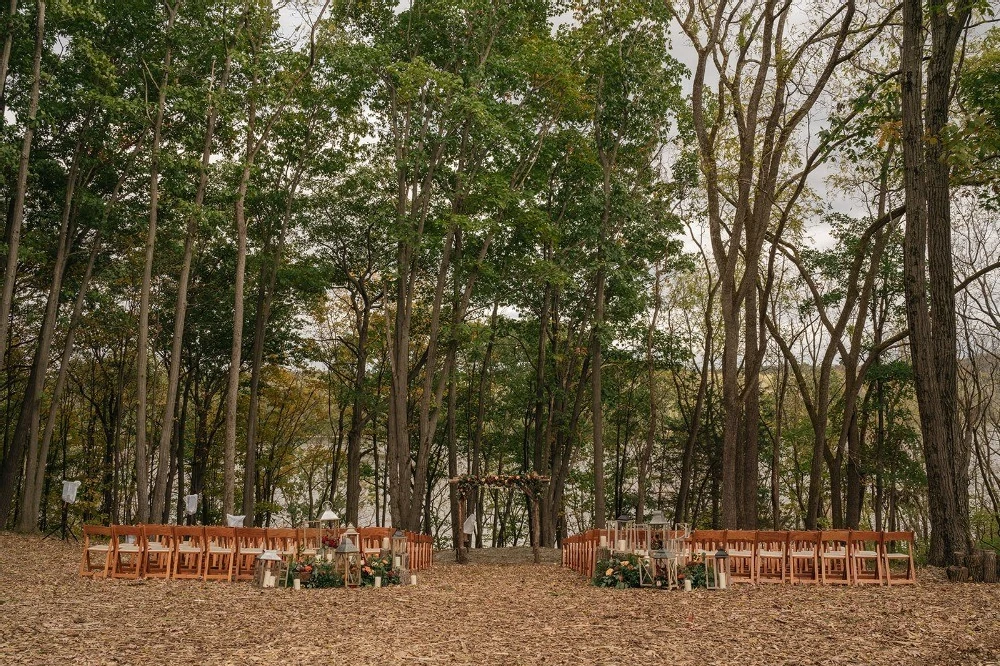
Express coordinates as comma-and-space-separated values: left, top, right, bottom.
741, 285, 761, 527
0, 138, 76, 528
899, 0, 972, 566
21, 232, 100, 530
152, 41, 224, 521
242, 165, 300, 520
0, 0, 44, 377
138, 0, 179, 523
345, 290, 371, 526
592, 261, 606, 528
0, 0, 18, 121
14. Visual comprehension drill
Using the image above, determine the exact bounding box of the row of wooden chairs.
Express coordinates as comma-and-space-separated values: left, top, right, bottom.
688, 529, 916, 585
80, 525, 308, 582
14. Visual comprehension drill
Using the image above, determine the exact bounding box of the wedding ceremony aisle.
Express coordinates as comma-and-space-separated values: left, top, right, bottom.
1, 533, 998, 665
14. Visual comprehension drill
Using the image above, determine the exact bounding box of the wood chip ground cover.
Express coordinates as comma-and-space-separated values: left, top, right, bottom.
1, 533, 997, 665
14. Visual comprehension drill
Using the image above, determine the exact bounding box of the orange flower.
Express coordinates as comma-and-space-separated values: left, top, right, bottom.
605, 568, 614, 576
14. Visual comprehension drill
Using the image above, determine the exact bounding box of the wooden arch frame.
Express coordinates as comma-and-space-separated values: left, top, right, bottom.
449, 473, 550, 564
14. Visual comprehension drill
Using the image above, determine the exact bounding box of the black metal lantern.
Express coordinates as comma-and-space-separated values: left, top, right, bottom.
707, 548, 730, 590
335, 538, 361, 588
613, 514, 634, 553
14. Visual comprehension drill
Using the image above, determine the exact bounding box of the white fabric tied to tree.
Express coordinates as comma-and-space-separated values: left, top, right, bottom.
184, 494, 198, 515
61, 480, 81, 504
226, 514, 245, 527
463, 512, 477, 535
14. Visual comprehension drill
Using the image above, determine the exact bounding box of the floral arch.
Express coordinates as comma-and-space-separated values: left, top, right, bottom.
449, 472, 550, 564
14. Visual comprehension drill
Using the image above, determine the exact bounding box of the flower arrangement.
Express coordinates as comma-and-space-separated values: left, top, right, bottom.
290, 560, 313, 581
321, 534, 339, 549
360, 554, 402, 587
453, 472, 549, 499
594, 554, 642, 588
304, 559, 344, 588
678, 562, 707, 589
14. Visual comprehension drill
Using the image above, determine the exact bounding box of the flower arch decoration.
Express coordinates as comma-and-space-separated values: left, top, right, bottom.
448, 472, 550, 564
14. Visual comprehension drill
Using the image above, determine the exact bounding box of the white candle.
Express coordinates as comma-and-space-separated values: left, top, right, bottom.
292, 578, 301, 590
684, 579, 692, 592
394, 555, 401, 568
719, 572, 727, 590
325, 552, 333, 562
382, 537, 390, 550
410, 574, 417, 586
599, 535, 608, 548
263, 572, 274, 588
617, 539, 627, 552
374, 576, 382, 588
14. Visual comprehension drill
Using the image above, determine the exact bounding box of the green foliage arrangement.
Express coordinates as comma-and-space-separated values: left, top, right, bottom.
303, 560, 344, 589
361, 554, 402, 587
593, 554, 642, 588
678, 562, 708, 589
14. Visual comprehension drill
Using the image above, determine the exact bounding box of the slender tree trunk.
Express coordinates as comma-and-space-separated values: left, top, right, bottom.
741, 286, 761, 527
0, 138, 75, 529
138, 1, 179, 523
152, 43, 224, 521
242, 165, 300, 519
637, 264, 662, 522
0, 0, 44, 377
345, 295, 371, 525
0, 0, 18, 121
21, 232, 100, 530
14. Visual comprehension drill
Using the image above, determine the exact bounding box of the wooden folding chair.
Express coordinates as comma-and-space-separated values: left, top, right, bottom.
849, 530, 884, 585
110, 525, 145, 579
755, 530, 788, 584
172, 526, 206, 580
725, 530, 757, 584
235, 527, 267, 581
267, 528, 299, 561
143, 524, 175, 579
788, 530, 820, 584
80, 525, 113, 578
689, 529, 725, 563
203, 527, 236, 582
882, 531, 917, 585
819, 530, 851, 585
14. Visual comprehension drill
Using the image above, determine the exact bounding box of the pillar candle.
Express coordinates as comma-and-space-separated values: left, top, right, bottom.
684, 579, 692, 592
382, 537, 390, 550
374, 576, 382, 588
394, 555, 401, 568
599, 535, 608, 548
293, 578, 301, 590
719, 572, 727, 590
617, 539, 626, 552
410, 574, 417, 586
263, 572, 274, 588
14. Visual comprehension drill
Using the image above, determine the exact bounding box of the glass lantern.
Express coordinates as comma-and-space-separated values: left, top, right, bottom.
341, 523, 360, 554
649, 512, 670, 551
613, 514, 634, 553
335, 538, 361, 588
391, 529, 409, 573
254, 550, 284, 588
651, 548, 678, 590
319, 507, 339, 530
706, 548, 730, 590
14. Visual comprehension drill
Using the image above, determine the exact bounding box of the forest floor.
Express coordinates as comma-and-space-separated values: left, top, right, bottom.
1, 533, 998, 665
